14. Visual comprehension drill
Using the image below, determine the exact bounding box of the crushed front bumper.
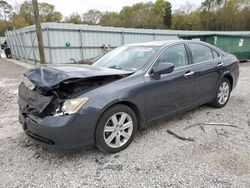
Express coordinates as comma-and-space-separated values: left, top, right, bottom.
18, 82, 97, 151
19, 111, 97, 151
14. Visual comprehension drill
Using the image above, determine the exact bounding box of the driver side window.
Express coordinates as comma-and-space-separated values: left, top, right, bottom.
155, 44, 189, 69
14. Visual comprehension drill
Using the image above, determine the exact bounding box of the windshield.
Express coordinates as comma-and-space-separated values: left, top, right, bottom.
93, 46, 159, 71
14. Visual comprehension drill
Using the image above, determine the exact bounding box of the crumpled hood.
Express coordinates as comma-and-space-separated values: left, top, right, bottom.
24, 64, 132, 88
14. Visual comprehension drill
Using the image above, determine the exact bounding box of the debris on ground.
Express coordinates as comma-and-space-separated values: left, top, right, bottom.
103, 164, 123, 171
184, 122, 239, 131
215, 128, 229, 138
167, 130, 195, 141
203, 122, 238, 128
95, 156, 109, 165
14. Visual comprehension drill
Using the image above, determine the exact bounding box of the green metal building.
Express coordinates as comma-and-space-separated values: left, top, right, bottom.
179, 34, 250, 61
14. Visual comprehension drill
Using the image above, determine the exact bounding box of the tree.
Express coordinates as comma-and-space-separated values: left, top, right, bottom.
0, 1, 12, 36
9, 1, 62, 29
82, 9, 102, 24
153, 0, 172, 28
0, 0, 12, 17
99, 11, 120, 26
180, 1, 196, 14
199, 0, 250, 31
38, 2, 62, 22
64, 12, 82, 24
0, 19, 11, 36
163, 1, 172, 28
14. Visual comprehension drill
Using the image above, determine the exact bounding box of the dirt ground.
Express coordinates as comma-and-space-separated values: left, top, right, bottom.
0, 58, 250, 188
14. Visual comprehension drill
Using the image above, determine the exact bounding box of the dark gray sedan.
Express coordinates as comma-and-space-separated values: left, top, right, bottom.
18, 40, 239, 153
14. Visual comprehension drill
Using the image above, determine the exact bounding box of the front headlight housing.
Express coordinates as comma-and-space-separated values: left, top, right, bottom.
61, 97, 89, 115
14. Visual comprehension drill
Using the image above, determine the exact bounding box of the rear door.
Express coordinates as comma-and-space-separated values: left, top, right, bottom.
144, 44, 195, 122
187, 43, 222, 106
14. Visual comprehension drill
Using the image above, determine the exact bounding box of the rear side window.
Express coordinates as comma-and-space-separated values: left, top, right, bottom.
189, 43, 213, 63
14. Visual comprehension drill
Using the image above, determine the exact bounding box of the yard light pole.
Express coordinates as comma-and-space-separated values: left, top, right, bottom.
32, 0, 46, 64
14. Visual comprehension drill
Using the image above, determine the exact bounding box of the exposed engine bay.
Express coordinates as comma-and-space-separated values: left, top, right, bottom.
18, 65, 132, 118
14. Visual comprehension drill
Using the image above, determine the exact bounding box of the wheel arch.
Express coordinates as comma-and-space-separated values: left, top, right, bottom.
223, 73, 233, 91
95, 100, 142, 133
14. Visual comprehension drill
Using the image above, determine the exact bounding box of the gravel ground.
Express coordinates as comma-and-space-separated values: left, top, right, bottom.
0, 59, 250, 188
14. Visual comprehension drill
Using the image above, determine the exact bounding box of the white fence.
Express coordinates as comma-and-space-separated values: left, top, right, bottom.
0, 37, 5, 44
5, 22, 250, 64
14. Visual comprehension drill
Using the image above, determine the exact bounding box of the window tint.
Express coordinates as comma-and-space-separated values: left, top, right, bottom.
155, 44, 188, 69
212, 50, 220, 59
189, 43, 213, 63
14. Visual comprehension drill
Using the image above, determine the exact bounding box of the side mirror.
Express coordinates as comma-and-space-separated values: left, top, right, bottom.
151, 63, 174, 79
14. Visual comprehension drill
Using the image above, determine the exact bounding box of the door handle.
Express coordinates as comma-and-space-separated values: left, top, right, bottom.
217, 62, 224, 67
184, 71, 194, 78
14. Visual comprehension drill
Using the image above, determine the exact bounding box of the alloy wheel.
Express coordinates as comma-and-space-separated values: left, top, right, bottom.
103, 112, 133, 148
217, 81, 230, 105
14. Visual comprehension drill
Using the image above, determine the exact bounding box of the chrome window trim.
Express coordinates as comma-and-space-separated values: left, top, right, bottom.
187, 43, 222, 65
145, 42, 222, 77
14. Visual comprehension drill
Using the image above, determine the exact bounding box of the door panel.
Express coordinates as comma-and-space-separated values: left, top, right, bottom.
187, 43, 222, 106
192, 61, 221, 106
144, 44, 194, 122
144, 68, 194, 122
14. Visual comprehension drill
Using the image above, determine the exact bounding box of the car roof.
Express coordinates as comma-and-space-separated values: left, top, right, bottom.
124, 40, 225, 54
124, 40, 187, 47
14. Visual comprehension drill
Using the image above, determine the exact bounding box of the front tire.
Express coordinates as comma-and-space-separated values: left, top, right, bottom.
95, 104, 137, 153
210, 78, 231, 108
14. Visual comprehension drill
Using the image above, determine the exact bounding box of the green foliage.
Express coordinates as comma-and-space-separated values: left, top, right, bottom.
163, 1, 172, 28
0, 0, 12, 36
82, 9, 102, 24
172, 0, 250, 31
172, 9, 202, 30
0, 0, 249, 36
99, 0, 172, 29
0, 19, 11, 36
64, 12, 82, 24
153, 0, 172, 28
200, 0, 250, 30
9, 1, 62, 29
99, 12, 120, 26
65, 9, 102, 25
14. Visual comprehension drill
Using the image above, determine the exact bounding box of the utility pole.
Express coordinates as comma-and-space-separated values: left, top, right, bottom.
32, 0, 46, 64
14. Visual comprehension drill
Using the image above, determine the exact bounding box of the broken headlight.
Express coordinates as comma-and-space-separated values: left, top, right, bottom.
60, 97, 89, 115
23, 76, 35, 90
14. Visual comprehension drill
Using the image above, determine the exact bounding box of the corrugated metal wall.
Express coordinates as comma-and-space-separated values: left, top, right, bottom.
5, 22, 250, 64
0, 37, 5, 44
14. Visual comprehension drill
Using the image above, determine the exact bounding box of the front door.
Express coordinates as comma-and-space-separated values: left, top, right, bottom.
144, 44, 195, 122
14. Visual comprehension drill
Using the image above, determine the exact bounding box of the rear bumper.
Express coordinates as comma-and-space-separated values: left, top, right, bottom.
19, 112, 97, 151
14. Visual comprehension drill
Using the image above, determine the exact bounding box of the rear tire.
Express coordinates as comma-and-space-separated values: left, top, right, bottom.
209, 78, 231, 108
95, 104, 137, 153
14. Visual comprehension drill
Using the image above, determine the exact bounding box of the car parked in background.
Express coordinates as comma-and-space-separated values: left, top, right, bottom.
18, 40, 239, 153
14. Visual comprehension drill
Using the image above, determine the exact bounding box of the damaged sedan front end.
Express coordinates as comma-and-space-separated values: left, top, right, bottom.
18, 64, 132, 151
17, 41, 239, 153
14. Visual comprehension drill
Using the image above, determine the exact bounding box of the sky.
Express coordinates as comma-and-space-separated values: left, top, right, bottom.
7, 0, 204, 17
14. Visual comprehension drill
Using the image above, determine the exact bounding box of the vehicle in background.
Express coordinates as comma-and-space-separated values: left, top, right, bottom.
1, 41, 11, 58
